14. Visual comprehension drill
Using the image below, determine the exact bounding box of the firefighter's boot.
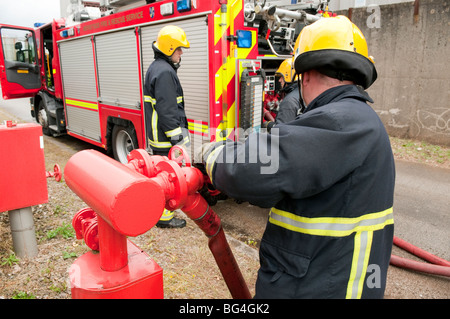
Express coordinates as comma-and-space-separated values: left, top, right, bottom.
156, 209, 186, 228
156, 217, 186, 228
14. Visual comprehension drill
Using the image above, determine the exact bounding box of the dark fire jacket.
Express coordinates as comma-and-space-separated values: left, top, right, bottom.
144, 45, 189, 153
204, 84, 395, 298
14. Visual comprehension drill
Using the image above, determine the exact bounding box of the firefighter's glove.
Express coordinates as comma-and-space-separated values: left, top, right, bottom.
193, 141, 220, 167
198, 184, 218, 206
262, 121, 275, 133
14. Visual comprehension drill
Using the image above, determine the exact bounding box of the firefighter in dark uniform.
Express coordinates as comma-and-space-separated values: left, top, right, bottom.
266, 58, 301, 132
197, 16, 395, 298
144, 25, 190, 228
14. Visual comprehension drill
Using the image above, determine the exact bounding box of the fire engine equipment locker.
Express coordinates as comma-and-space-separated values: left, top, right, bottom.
95, 29, 141, 109
239, 70, 264, 138
141, 15, 210, 126
59, 37, 100, 142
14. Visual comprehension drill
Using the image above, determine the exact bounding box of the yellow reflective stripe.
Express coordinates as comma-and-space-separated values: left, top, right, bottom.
159, 208, 174, 221
148, 139, 172, 148
346, 231, 374, 299
66, 99, 98, 110
144, 95, 156, 105
205, 144, 225, 180
270, 207, 393, 299
145, 95, 180, 104
269, 207, 394, 237
165, 127, 182, 138
181, 135, 190, 145
188, 121, 209, 133
146, 94, 186, 149
151, 103, 159, 145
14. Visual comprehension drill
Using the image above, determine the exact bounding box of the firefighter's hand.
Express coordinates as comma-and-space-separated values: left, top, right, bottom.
193, 141, 220, 166
198, 184, 218, 206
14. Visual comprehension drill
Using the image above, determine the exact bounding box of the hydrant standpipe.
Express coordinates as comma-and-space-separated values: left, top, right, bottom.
65, 150, 165, 298
66, 149, 251, 299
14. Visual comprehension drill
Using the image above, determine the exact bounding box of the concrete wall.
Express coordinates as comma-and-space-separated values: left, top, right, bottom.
338, 0, 450, 146
330, 0, 414, 11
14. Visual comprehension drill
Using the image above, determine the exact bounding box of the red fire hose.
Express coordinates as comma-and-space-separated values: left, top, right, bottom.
390, 236, 450, 277
182, 192, 252, 299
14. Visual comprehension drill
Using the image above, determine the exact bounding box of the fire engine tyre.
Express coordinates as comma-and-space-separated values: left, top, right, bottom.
112, 124, 138, 164
37, 100, 51, 136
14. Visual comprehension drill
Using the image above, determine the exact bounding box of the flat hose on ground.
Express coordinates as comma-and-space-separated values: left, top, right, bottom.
390, 236, 450, 277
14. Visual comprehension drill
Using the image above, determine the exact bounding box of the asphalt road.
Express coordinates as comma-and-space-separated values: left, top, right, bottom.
1, 94, 449, 298
393, 160, 450, 261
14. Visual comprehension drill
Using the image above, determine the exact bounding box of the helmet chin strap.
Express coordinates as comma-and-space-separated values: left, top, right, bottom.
297, 74, 306, 114
171, 57, 181, 70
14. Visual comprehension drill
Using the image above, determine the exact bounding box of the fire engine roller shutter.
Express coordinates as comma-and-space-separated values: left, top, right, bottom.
141, 16, 209, 131
95, 29, 141, 109
59, 37, 101, 142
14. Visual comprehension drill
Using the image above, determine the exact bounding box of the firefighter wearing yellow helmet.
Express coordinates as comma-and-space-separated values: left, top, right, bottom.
276, 58, 296, 84
293, 15, 377, 89
154, 25, 190, 59
266, 58, 302, 132
197, 15, 394, 298
144, 25, 191, 228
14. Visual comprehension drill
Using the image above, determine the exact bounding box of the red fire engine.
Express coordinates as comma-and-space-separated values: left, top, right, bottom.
0, 0, 325, 163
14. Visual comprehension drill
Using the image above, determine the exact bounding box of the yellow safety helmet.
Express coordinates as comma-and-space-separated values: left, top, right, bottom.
293, 15, 377, 89
276, 58, 298, 83
154, 25, 190, 56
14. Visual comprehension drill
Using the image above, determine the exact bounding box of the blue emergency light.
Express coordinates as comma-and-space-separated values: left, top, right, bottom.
177, 0, 191, 12
236, 30, 252, 48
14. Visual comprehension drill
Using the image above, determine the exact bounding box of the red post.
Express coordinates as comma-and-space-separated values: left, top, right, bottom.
97, 217, 128, 272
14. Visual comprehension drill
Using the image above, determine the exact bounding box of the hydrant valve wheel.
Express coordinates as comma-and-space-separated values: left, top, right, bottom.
156, 159, 188, 210
168, 145, 191, 167
46, 164, 62, 182
127, 149, 159, 177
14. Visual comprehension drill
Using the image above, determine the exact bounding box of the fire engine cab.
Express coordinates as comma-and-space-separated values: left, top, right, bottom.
0, 0, 327, 163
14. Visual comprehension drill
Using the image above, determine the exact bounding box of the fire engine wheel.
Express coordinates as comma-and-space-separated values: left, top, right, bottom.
112, 124, 138, 164
37, 101, 51, 136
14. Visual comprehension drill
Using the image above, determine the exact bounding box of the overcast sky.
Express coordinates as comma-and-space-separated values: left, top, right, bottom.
0, 0, 61, 28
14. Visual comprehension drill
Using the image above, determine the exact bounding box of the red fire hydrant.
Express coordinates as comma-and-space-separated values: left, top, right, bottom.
65, 148, 251, 299
65, 149, 165, 299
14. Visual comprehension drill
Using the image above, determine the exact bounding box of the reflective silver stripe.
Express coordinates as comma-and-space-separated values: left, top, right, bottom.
205, 144, 225, 181
148, 139, 172, 148
151, 103, 159, 146
144, 95, 156, 105
269, 207, 393, 299
269, 207, 393, 237
159, 208, 174, 221
165, 127, 183, 138
346, 230, 373, 299
145, 95, 181, 105
181, 135, 190, 146
145, 94, 185, 149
